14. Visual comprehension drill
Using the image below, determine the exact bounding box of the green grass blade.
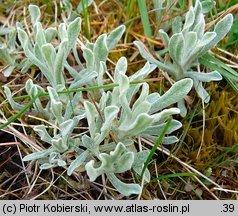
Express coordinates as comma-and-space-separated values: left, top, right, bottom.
175, 101, 200, 154
225, 77, 238, 93
151, 172, 195, 182
12, 79, 159, 101
0, 95, 38, 130
137, 0, 153, 46
200, 53, 238, 93
81, 0, 91, 41
205, 54, 238, 77
200, 53, 238, 82
3, 79, 160, 130
152, 0, 162, 23
225, 19, 238, 47
210, 144, 238, 168
125, 0, 135, 20
140, 118, 172, 182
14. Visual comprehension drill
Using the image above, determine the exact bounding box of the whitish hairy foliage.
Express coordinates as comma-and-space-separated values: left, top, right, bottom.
0, 27, 17, 77
135, 0, 233, 116
3, 5, 194, 196
67, 58, 193, 195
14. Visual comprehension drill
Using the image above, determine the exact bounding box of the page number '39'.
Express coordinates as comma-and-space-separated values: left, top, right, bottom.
221, 204, 235, 213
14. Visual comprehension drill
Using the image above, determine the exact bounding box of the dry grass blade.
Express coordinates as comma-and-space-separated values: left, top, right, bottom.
0, 142, 20, 146
0, 121, 43, 152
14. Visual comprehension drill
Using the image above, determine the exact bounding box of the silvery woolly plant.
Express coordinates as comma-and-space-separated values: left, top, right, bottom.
61, 0, 94, 21
67, 57, 193, 196
3, 4, 194, 196
134, 0, 233, 116
0, 26, 18, 77
4, 5, 125, 171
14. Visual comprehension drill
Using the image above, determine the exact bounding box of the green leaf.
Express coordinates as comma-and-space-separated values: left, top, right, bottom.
177, 99, 187, 117
119, 72, 129, 95
201, 0, 215, 13
193, 0, 203, 23
199, 14, 233, 56
17, 28, 29, 47
118, 73, 131, 117
35, 22, 47, 46
114, 57, 127, 83
82, 47, 94, 71
93, 34, 108, 71
183, 6, 195, 30
98, 61, 106, 86
152, 107, 180, 123
183, 32, 197, 64
132, 83, 149, 111
131, 101, 151, 121
32, 42, 43, 62
81, 134, 99, 155
162, 136, 179, 144
45, 27, 57, 42
41, 43, 56, 73
3, 86, 24, 111
198, 32, 216, 48
107, 173, 141, 196
60, 118, 78, 137
0, 46, 15, 65
47, 85, 60, 102
168, 33, 185, 65
67, 150, 90, 175
48, 152, 66, 167
143, 119, 182, 135
132, 151, 151, 183
29, 5, 41, 26
23, 148, 54, 161
101, 106, 119, 133
132, 151, 149, 167
186, 71, 222, 82
54, 39, 68, 86
193, 16, 205, 39
149, 78, 193, 113
172, 16, 182, 34
107, 25, 125, 50
17, 28, 52, 83
85, 142, 134, 181
51, 99, 63, 124
69, 71, 97, 89
67, 17, 81, 54
134, 41, 175, 75
77, 0, 94, 13
84, 101, 98, 138
193, 78, 210, 103
118, 113, 153, 136
130, 62, 156, 82
58, 23, 67, 41
3, 65, 15, 77
34, 125, 52, 144
159, 29, 170, 46
51, 138, 68, 153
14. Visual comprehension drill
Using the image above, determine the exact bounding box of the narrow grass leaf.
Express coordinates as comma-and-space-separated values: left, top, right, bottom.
151, 172, 195, 182
0, 95, 38, 130
200, 54, 238, 82
140, 118, 172, 181
137, 0, 153, 46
